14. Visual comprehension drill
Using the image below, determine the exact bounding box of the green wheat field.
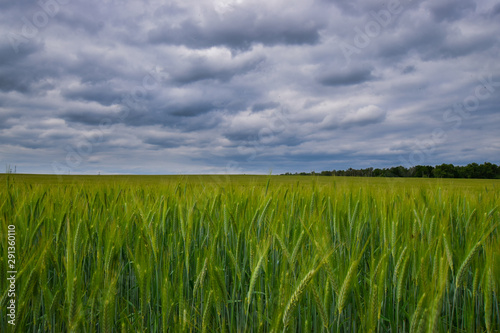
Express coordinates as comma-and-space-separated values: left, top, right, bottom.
1, 174, 499, 332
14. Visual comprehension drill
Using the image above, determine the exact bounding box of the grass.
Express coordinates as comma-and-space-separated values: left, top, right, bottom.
0, 174, 499, 332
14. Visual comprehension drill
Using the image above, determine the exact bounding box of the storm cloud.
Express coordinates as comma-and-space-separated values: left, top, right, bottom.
0, 0, 499, 175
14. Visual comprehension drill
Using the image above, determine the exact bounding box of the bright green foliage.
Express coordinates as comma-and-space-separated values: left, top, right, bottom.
0, 174, 499, 332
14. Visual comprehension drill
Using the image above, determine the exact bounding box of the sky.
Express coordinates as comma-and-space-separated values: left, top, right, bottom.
0, 0, 499, 175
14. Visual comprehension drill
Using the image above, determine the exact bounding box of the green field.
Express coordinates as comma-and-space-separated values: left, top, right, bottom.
1, 174, 499, 332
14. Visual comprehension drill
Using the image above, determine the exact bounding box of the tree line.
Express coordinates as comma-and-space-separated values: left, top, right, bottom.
281, 162, 500, 179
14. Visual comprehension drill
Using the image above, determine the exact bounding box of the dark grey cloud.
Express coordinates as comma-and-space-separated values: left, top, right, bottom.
318, 67, 375, 86
60, 108, 118, 126
0, 40, 49, 93
168, 101, 216, 117
252, 102, 280, 112
489, 3, 500, 17
0, 66, 57, 94
0, 111, 17, 130
65, 52, 132, 85
401, 65, 415, 74
371, 15, 499, 63
149, 20, 322, 50
322, 0, 385, 17
55, 10, 105, 35
0, 0, 499, 174
148, 3, 325, 50
169, 53, 265, 84
0, 38, 42, 65
153, 3, 188, 18
426, 0, 476, 22
61, 83, 124, 106
142, 131, 186, 149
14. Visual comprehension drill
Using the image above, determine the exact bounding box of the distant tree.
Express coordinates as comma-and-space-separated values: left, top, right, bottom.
362, 167, 373, 177
432, 165, 444, 178
414, 165, 434, 178
433, 164, 457, 178
463, 163, 479, 178
389, 166, 407, 177
478, 162, 496, 179
280, 162, 499, 178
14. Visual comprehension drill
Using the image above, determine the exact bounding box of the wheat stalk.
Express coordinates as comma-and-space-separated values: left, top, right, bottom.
396, 256, 409, 303
193, 258, 208, 297
409, 293, 426, 333
283, 267, 320, 328
291, 231, 306, 266
202, 291, 213, 333
442, 233, 453, 273
368, 283, 379, 332
312, 286, 328, 330
393, 246, 407, 284
456, 242, 481, 288
337, 258, 359, 314
246, 244, 269, 308
485, 267, 493, 333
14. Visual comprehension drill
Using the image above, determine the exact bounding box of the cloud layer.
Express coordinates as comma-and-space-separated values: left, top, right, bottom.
1, 0, 499, 174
